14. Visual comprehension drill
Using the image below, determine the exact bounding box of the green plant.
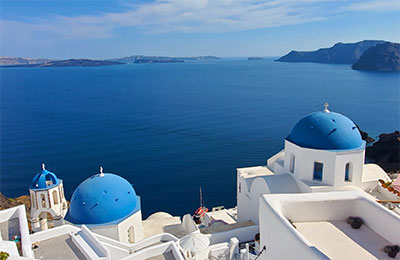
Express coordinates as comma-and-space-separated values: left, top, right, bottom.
0, 251, 10, 260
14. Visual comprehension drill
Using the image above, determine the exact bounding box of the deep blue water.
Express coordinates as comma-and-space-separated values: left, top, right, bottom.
1, 58, 399, 217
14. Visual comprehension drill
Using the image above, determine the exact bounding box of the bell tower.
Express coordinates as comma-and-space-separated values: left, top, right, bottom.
29, 164, 67, 232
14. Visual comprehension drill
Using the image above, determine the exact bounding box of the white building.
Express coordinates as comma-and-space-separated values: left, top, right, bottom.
237, 104, 390, 224
29, 164, 67, 232
65, 167, 144, 244
258, 191, 400, 259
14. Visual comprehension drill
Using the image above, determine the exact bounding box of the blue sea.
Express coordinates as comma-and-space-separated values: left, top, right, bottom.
1, 58, 399, 217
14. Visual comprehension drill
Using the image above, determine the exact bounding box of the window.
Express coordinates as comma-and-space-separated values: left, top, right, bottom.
61, 186, 64, 199
41, 194, 47, 208
31, 192, 36, 209
345, 163, 352, 181
313, 162, 323, 181
290, 154, 295, 173
128, 226, 135, 243
53, 190, 59, 204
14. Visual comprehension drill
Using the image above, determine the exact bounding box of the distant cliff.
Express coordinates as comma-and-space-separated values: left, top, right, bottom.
2, 59, 123, 68
276, 40, 386, 64
110, 55, 219, 63
134, 56, 184, 63
352, 42, 400, 71
0, 57, 53, 65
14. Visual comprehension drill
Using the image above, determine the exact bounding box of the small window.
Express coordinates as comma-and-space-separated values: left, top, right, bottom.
345, 163, 352, 181
53, 190, 59, 204
290, 154, 295, 173
41, 194, 47, 208
313, 162, 323, 181
128, 226, 135, 243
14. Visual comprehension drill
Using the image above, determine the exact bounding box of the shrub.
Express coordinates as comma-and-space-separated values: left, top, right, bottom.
0, 251, 9, 260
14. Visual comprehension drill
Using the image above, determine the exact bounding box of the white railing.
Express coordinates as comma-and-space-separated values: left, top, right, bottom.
120, 241, 184, 260
130, 232, 178, 252
70, 225, 111, 260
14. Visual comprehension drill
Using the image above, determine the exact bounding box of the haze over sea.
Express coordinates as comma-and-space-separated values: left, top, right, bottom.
1, 58, 399, 217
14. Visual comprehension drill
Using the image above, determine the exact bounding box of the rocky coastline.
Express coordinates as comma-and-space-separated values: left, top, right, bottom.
352, 42, 400, 71
276, 40, 400, 72
365, 131, 400, 174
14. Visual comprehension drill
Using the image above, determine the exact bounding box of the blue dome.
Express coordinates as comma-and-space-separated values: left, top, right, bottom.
66, 173, 140, 225
30, 166, 61, 190
287, 111, 364, 150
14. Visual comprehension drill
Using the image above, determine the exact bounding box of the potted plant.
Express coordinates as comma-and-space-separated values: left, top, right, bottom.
0, 251, 9, 260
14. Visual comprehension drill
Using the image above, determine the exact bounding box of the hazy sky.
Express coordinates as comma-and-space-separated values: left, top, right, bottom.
1, 0, 399, 59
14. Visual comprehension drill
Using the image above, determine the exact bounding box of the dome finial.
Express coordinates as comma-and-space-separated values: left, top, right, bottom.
323, 102, 330, 113
99, 166, 104, 177
42, 163, 45, 170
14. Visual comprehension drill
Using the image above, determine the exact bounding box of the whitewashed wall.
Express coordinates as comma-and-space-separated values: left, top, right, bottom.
117, 210, 143, 243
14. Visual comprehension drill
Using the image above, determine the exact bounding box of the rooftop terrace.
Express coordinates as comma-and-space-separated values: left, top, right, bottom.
295, 220, 394, 259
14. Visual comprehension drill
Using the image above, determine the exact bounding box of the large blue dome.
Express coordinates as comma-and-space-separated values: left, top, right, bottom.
30, 165, 61, 190
66, 173, 140, 225
287, 111, 364, 150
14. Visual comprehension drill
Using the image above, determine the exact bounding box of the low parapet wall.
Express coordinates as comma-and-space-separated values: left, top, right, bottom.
0, 205, 34, 258
206, 224, 259, 244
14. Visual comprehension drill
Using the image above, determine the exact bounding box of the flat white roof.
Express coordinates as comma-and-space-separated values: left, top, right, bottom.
260, 191, 400, 259
295, 221, 392, 260
237, 166, 274, 178
33, 234, 85, 260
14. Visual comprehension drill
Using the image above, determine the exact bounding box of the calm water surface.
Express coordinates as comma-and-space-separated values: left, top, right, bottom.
1, 58, 399, 217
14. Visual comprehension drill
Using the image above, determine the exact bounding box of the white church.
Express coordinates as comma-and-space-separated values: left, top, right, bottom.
237, 103, 390, 225
1, 104, 399, 260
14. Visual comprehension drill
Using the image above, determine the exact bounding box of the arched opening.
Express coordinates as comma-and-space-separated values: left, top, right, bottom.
345, 162, 352, 182
128, 226, 135, 243
45, 175, 54, 186
313, 162, 323, 181
40, 194, 47, 208
38, 212, 54, 231
289, 154, 295, 173
52, 190, 59, 204
31, 192, 36, 209
60, 185, 64, 199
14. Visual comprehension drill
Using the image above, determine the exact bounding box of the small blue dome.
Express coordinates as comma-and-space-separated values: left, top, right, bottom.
30, 166, 61, 190
66, 173, 140, 225
287, 111, 364, 150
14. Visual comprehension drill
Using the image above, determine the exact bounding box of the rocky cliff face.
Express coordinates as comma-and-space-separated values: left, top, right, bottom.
352, 42, 400, 71
357, 125, 375, 143
276, 40, 386, 64
366, 131, 400, 173
0, 192, 30, 211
